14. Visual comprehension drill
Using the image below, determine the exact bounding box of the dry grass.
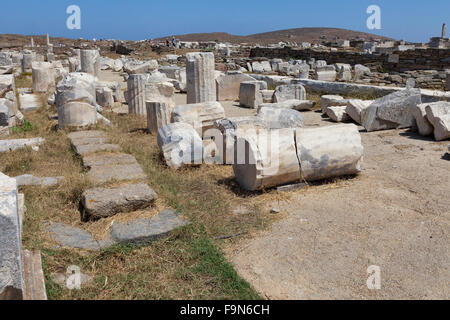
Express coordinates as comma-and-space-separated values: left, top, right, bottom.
15, 73, 32, 89
2, 76, 375, 300
1, 95, 286, 299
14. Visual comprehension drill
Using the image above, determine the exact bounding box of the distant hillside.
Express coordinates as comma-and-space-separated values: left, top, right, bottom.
157, 27, 394, 44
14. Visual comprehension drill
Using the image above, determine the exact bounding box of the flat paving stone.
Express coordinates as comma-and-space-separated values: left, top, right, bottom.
81, 183, 158, 221
87, 163, 146, 183
70, 137, 107, 147
46, 222, 114, 250
82, 153, 138, 168
110, 209, 189, 245
0, 137, 45, 152
19, 92, 40, 112
74, 143, 120, 156
47, 210, 188, 250
14, 174, 63, 187
67, 130, 106, 140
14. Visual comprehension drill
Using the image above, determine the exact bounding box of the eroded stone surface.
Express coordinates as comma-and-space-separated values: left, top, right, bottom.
110, 210, 189, 245
326, 106, 350, 122
74, 143, 120, 156
0, 172, 23, 300
82, 153, 138, 168
67, 130, 105, 140
14, 174, 63, 187
47, 210, 188, 250
47, 222, 113, 250
0, 138, 44, 153
87, 163, 146, 183
81, 183, 157, 220
362, 89, 422, 132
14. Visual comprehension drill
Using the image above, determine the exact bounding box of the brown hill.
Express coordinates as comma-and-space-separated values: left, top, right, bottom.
158, 27, 394, 44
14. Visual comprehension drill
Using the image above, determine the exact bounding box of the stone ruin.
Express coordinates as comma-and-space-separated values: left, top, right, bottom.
1, 32, 449, 299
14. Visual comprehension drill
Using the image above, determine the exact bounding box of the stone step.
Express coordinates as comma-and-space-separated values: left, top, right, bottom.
21, 250, 47, 300
110, 209, 189, 245
46, 222, 114, 250
82, 153, 138, 168
74, 143, 120, 156
87, 163, 146, 183
47, 209, 189, 250
67, 130, 106, 140
70, 137, 107, 147
81, 183, 158, 221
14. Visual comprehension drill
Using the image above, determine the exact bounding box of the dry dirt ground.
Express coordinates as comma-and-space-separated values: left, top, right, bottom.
228, 111, 449, 300
100, 70, 449, 299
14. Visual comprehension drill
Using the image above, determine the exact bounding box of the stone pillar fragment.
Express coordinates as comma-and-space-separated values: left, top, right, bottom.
127, 74, 147, 115
146, 102, 172, 134
32, 62, 54, 93
232, 128, 301, 191
172, 101, 225, 136
96, 87, 114, 108
55, 72, 98, 129
157, 122, 204, 169
21, 52, 36, 73
80, 49, 100, 77
239, 81, 264, 109
295, 124, 363, 181
0, 172, 24, 300
186, 52, 216, 104
68, 57, 80, 72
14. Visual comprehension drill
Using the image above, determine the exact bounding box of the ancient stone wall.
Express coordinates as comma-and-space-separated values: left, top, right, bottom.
250, 47, 450, 72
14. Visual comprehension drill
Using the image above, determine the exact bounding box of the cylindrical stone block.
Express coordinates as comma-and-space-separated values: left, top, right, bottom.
295, 124, 363, 181
127, 74, 147, 115
80, 49, 100, 77
21, 53, 35, 72
32, 62, 54, 93
146, 102, 172, 134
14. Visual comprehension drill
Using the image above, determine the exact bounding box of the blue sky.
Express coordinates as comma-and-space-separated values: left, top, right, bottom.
0, 0, 448, 43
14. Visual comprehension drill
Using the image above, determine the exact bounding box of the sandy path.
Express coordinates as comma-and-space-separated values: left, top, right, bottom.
230, 111, 450, 300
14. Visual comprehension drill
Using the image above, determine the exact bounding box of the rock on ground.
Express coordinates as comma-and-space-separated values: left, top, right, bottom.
81, 183, 157, 221
425, 101, 450, 141
412, 103, 434, 136
326, 106, 350, 122
259, 99, 315, 111
110, 210, 189, 245
362, 89, 422, 132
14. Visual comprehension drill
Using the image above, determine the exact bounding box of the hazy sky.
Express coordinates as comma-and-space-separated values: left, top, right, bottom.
0, 0, 448, 43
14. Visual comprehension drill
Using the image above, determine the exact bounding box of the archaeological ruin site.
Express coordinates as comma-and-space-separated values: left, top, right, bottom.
0, 11, 449, 302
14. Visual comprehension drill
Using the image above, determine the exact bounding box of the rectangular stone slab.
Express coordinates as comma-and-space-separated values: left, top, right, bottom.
110, 209, 189, 245
87, 163, 146, 183
74, 143, 120, 156
22, 250, 47, 300
82, 153, 138, 168
67, 130, 106, 140
81, 183, 158, 220
70, 137, 107, 147
0, 172, 23, 300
